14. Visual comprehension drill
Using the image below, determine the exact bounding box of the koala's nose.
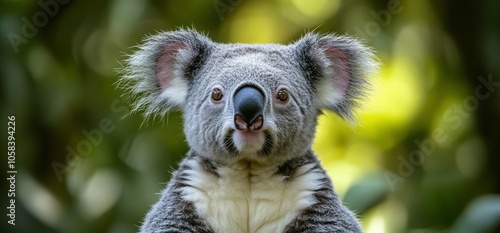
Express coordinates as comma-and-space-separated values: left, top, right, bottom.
233, 86, 265, 131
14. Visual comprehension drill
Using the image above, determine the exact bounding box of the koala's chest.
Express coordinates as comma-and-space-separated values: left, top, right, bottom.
180, 159, 321, 233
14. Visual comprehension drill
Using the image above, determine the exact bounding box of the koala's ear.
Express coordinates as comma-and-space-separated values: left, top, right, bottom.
119, 29, 212, 118
294, 33, 379, 122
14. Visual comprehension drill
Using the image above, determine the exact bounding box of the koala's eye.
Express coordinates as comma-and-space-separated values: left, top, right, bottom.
276, 88, 289, 102
211, 88, 224, 101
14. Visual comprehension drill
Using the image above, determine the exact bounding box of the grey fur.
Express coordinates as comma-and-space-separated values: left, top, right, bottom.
120, 29, 378, 233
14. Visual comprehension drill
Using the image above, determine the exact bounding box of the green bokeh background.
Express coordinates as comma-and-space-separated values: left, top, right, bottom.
1, 0, 500, 232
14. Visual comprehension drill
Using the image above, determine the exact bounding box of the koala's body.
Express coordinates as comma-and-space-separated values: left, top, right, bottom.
121, 29, 378, 233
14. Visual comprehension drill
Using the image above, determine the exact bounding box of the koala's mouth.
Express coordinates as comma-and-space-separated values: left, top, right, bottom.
224, 129, 273, 156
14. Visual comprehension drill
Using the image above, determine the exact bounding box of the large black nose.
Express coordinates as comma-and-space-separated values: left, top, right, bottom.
233, 86, 265, 131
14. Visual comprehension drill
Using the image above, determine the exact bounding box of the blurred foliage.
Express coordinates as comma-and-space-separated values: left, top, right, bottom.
1, 0, 500, 232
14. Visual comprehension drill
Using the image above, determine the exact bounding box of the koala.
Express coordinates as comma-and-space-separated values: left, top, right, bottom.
120, 29, 378, 233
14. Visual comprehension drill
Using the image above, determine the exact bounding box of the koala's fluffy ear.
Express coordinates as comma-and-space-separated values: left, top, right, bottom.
119, 29, 212, 118
295, 33, 379, 122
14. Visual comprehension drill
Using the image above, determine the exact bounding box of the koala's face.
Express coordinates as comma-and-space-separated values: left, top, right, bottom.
121, 29, 377, 164
183, 46, 318, 162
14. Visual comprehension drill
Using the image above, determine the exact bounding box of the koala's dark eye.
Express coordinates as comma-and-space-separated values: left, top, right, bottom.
276, 88, 289, 102
211, 88, 223, 101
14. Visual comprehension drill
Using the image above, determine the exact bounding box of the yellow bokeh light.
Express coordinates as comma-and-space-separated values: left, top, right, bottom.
323, 161, 360, 198
290, 0, 340, 22
227, 2, 291, 43
361, 58, 422, 141
363, 199, 408, 233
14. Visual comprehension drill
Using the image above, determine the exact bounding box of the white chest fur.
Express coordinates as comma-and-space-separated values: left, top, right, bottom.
180, 158, 322, 233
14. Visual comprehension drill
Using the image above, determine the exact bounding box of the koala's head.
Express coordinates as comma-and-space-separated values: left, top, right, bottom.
121, 29, 378, 164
